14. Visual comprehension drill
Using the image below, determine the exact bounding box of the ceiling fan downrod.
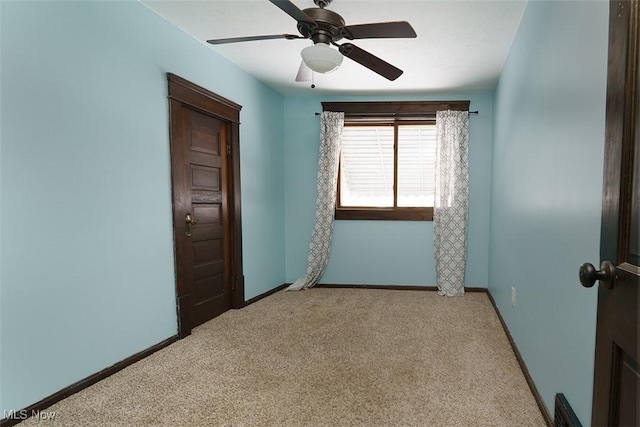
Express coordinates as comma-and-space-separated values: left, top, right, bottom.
313, 0, 332, 9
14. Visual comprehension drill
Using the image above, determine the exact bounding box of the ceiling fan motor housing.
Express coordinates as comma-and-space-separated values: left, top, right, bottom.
298, 7, 345, 44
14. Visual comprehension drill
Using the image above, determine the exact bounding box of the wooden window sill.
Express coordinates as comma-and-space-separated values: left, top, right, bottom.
335, 207, 433, 221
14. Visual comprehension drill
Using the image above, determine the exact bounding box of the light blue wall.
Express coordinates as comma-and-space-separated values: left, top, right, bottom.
489, 1, 608, 424
0, 0, 285, 413
284, 92, 493, 287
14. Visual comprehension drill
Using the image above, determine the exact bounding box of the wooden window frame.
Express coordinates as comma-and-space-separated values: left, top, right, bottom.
324, 101, 470, 221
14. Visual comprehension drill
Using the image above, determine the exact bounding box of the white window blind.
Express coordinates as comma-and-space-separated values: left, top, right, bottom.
397, 125, 437, 207
339, 124, 436, 208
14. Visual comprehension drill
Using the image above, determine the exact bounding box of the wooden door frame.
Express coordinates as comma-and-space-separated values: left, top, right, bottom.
601, 0, 638, 267
592, 0, 639, 424
167, 73, 245, 337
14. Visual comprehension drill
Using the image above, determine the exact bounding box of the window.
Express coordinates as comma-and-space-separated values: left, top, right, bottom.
323, 100, 470, 221
339, 121, 436, 208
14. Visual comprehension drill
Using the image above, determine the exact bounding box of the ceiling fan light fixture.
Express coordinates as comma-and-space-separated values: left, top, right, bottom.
301, 43, 343, 73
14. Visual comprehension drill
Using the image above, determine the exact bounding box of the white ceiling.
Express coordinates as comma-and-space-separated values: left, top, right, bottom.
142, 0, 527, 96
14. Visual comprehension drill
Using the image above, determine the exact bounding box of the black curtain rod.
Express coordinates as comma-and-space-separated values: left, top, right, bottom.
314, 110, 479, 116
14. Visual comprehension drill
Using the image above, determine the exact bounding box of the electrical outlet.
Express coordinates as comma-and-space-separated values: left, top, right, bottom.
511, 287, 516, 307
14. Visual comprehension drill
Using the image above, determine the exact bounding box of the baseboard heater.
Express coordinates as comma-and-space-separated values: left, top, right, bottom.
554, 393, 582, 427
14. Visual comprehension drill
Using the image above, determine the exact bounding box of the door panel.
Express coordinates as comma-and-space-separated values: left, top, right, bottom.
186, 108, 231, 326
614, 351, 639, 427
185, 107, 230, 327
588, 2, 639, 426
192, 167, 220, 188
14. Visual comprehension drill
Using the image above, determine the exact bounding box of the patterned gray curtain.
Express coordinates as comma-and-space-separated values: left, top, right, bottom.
287, 111, 344, 291
434, 110, 470, 297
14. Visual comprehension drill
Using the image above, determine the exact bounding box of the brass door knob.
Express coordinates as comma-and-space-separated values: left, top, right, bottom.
185, 213, 198, 237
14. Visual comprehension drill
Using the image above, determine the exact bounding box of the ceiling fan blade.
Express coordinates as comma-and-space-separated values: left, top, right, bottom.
341, 21, 417, 40
339, 43, 403, 81
268, 0, 317, 25
295, 61, 312, 82
207, 34, 304, 45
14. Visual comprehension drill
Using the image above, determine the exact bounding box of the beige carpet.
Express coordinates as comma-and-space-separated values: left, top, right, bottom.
22, 288, 546, 426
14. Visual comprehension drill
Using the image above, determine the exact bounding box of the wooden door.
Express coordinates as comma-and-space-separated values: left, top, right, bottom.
580, 1, 639, 425
168, 74, 245, 337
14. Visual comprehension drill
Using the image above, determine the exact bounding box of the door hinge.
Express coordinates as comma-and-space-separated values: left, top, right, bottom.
227, 142, 231, 156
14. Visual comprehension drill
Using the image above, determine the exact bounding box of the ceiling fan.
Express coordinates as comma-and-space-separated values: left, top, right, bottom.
206, 0, 417, 81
